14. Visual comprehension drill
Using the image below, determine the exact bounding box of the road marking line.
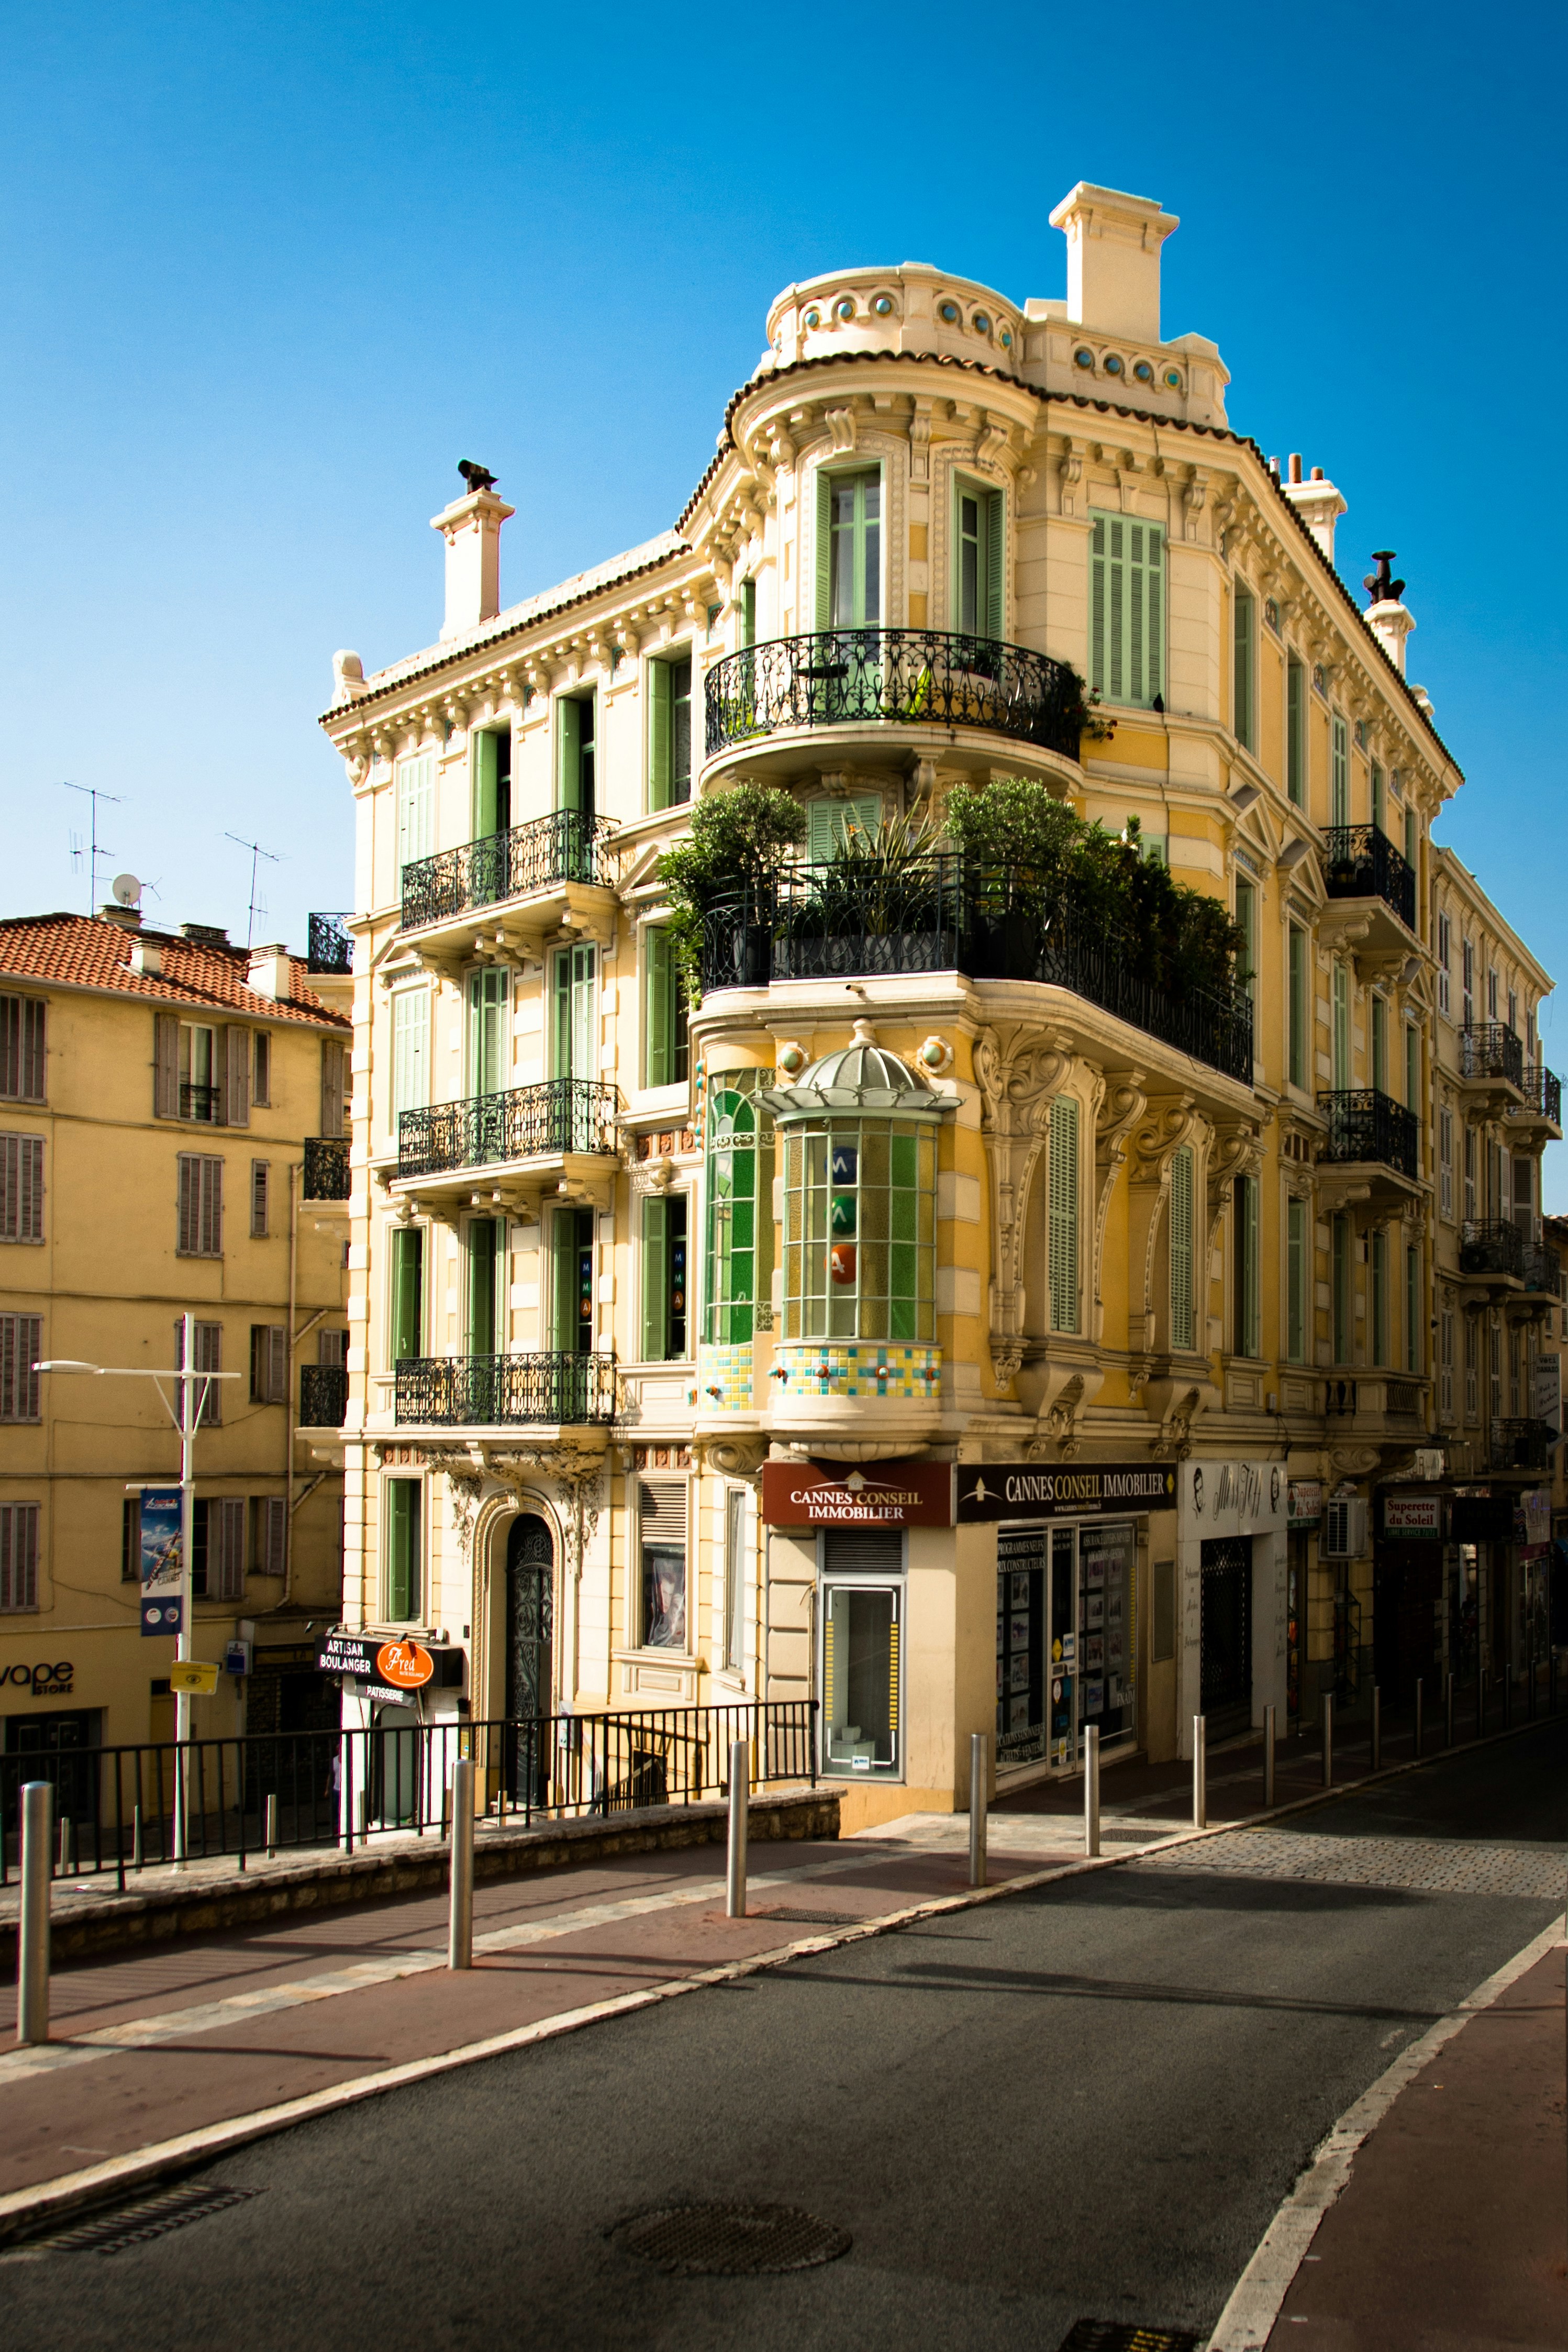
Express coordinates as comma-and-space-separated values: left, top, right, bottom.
1204, 1911, 1566, 2352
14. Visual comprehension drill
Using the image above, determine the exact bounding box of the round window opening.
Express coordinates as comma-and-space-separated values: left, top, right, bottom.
1133, 359, 1153, 382
939, 300, 960, 324
1074, 347, 1095, 369
803, 308, 820, 329
836, 297, 854, 320
1000, 328, 1013, 348
972, 311, 991, 333
1164, 368, 1182, 389
1104, 353, 1124, 375
872, 294, 893, 316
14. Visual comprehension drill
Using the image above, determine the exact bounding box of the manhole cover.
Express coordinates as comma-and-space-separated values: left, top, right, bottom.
612, 2201, 850, 2276
9, 2183, 263, 2258
1057, 2323, 1202, 2352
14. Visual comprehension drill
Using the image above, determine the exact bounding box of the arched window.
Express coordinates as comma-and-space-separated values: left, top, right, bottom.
705, 1082, 766, 1345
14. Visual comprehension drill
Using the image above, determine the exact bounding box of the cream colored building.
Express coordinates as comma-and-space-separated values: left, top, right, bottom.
317, 181, 1555, 1830
0, 908, 352, 1770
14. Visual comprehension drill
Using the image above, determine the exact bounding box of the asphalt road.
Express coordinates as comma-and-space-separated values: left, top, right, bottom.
6, 1720, 1564, 2352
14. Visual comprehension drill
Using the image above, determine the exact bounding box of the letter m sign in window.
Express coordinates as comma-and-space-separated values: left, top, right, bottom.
1090, 513, 1164, 708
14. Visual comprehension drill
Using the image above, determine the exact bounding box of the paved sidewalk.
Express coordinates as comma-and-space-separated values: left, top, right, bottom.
1265, 1940, 1567, 2348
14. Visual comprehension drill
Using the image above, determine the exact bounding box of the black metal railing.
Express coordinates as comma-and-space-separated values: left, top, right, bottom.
704, 628, 1087, 762
398, 1079, 618, 1179
1459, 1023, 1525, 1088
1316, 1088, 1421, 1179
1460, 1218, 1523, 1280
299, 1364, 348, 1427
1514, 1064, 1563, 1125
307, 913, 353, 974
395, 1351, 617, 1427
1321, 825, 1416, 931
180, 1082, 220, 1122
700, 859, 1253, 1083
1523, 1242, 1563, 1297
401, 810, 613, 932
1487, 1418, 1554, 1473
1386, 1380, 1424, 1416
0, 1702, 820, 1888
303, 1136, 351, 1200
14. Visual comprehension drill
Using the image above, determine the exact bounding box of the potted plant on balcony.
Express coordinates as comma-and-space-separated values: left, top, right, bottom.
658, 783, 807, 999
943, 776, 1081, 977
787, 806, 949, 977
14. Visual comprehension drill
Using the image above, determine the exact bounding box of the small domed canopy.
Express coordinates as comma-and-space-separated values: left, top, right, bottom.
760, 1020, 949, 1125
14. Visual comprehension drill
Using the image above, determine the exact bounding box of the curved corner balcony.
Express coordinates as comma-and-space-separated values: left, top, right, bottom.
395, 1351, 617, 1430
397, 810, 617, 969
702, 629, 1086, 788
393, 1078, 620, 1213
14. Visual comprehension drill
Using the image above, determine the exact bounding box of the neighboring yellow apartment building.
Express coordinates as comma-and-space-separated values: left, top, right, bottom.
315, 180, 1557, 1830
0, 907, 353, 1777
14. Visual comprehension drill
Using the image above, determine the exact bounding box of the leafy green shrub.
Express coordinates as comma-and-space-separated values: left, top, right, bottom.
658, 783, 807, 999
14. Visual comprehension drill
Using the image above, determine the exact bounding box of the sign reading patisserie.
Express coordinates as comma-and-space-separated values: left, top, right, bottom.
761, 1459, 953, 1528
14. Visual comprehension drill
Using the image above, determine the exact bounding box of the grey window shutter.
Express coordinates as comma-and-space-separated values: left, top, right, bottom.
0, 1135, 40, 1241
268, 1324, 288, 1403
216, 1496, 247, 1600
320, 1039, 347, 1137
154, 1012, 179, 1118
224, 1027, 250, 1127
263, 1495, 287, 1578
251, 1159, 269, 1238
177, 1155, 197, 1254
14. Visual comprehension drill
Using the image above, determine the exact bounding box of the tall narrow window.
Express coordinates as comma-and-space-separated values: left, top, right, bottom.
249, 1323, 288, 1404
1330, 715, 1350, 828
1235, 877, 1258, 1007
1331, 962, 1350, 1091
1507, 987, 1518, 1037
1464, 1315, 1478, 1422
780, 1117, 934, 1342
319, 1037, 347, 1137
648, 656, 693, 812
390, 1225, 425, 1362
553, 945, 596, 1080
708, 1082, 762, 1345
1089, 513, 1164, 708
1234, 1175, 1260, 1357
1436, 913, 1451, 1016
1371, 995, 1388, 1095
0, 996, 46, 1101
1405, 1244, 1421, 1374
178, 1023, 219, 1124
471, 728, 512, 840
557, 694, 596, 821
1487, 967, 1498, 1021
723, 1486, 746, 1673
643, 927, 689, 1088
1404, 806, 1417, 872
1439, 1108, 1454, 1220
1286, 1195, 1307, 1365
553, 1206, 596, 1353
1169, 1145, 1194, 1352
0, 1503, 40, 1611
639, 1479, 688, 1650
1461, 938, 1474, 1025
954, 479, 1003, 638
1048, 1096, 1080, 1335
0, 1134, 44, 1244
1440, 1305, 1454, 1420
252, 1031, 271, 1107
466, 967, 508, 1099
385, 1480, 422, 1622
1404, 1022, 1420, 1112
1232, 582, 1255, 750
821, 469, 882, 628
1287, 925, 1307, 1089
392, 989, 429, 1124
1371, 1229, 1388, 1366
466, 1218, 501, 1356
1463, 1127, 1476, 1221
249, 1158, 270, 1240
739, 579, 757, 648
641, 1193, 688, 1361
1286, 658, 1306, 807
0, 1316, 43, 1424
1332, 1214, 1350, 1363
396, 753, 435, 869
176, 1155, 224, 1257
175, 1318, 224, 1427
1371, 762, 1386, 834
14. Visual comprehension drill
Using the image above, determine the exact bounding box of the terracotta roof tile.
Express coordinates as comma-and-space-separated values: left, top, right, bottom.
0, 914, 351, 1029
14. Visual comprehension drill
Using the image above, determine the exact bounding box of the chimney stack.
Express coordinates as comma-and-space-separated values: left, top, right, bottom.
247, 945, 292, 1001
1047, 182, 1178, 345
1282, 459, 1347, 567
1362, 549, 1416, 679
431, 465, 514, 644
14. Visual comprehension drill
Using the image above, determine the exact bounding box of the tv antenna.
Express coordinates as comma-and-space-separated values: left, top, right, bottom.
225, 833, 284, 949
64, 782, 126, 916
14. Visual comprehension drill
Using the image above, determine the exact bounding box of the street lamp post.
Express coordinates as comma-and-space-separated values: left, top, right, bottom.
35, 1315, 241, 1857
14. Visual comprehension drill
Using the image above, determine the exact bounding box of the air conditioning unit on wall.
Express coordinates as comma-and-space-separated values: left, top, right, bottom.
1321, 1497, 1369, 1559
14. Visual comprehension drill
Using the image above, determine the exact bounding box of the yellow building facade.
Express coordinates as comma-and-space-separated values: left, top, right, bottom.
0, 909, 352, 1774
318, 181, 1556, 1830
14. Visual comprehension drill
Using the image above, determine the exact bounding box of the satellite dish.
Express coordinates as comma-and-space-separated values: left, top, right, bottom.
112, 873, 142, 908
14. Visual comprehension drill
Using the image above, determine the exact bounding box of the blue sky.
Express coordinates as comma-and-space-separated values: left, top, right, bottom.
4, 3, 1564, 1182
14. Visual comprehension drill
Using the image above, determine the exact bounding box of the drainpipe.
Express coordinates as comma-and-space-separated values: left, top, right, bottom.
283, 1157, 299, 1608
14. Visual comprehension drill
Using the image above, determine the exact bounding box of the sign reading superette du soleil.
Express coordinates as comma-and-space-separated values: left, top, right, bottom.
761, 1460, 954, 1528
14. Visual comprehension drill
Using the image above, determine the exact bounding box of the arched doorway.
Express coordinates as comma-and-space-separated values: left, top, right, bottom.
504, 1514, 554, 1805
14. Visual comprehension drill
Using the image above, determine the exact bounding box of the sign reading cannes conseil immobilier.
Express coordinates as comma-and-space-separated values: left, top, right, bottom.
956, 1462, 1178, 1523
761, 1460, 954, 1528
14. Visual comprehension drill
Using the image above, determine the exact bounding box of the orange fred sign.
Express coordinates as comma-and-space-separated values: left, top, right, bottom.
374, 1638, 434, 1691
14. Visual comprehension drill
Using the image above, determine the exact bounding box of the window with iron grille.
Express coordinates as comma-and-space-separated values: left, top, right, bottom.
0, 1503, 40, 1611
250, 1323, 288, 1404
250, 1159, 270, 1238
0, 1314, 42, 1422
176, 1153, 224, 1256
1, 1133, 44, 1242
174, 1319, 224, 1427
0, 997, 46, 1101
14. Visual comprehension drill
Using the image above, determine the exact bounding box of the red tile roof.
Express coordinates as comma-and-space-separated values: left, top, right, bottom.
0, 915, 351, 1029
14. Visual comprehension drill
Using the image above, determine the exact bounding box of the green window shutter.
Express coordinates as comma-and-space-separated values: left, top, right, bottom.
1371, 994, 1387, 1095
1091, 516, 1107, 694
985, 489, 1004, 638
646, 928, 672, 1086
740, 579, 757, 648
1288, 926, 1306, 1089
1404, 806, 1417, 868
1047, 1095, 1079, 1334
1286, 660, 1305, 806
815, 469, 832, 630
648, 662, 671, 813
1371, 762, 1385, 834
806, 795, 882, 862
1371, 1228, 1387, 1366
1233, 585, 1254, 750
553, 946, 594, 1079
642, 1194, 669, 1360
397, 756, 433, 866
392, 989, 428, 1118
1245, 1175, 1260, 1357
1332, 961, 1350, 1090
466, 1218, 498, 1356
1169, 1145, 1194, 1351
467, 967, 507, 1097
472, 731, 499, 839
1287, 1196, 1306, 1363
1330, 717, 1350, 827
386, 1481, 420, 1621
1405, 1245, 1420, 1373
391, 1226, 424, 1361
1405, 1021, 1419, 1112
1088, 512, 1163, 708
557, 698, 583, 812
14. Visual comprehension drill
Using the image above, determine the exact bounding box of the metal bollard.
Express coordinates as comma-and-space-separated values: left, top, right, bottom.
1552, 1651, 1559, 1715
448, 1757, 475, 1970
264, 1794, 277, 1859
1527, 1649, 1536, 1722
1321, 1693, 1333, 1789
726, 1739, 749, 1919
969, 1732, 988, 1889
1263, 1704, 1276, 1810
1478, 1669, 1487, 1739
1193, 1715, 1207, 1829
1371, 1684, 1382, 1773
1503, 1665, 1512, 1730
1445, 1672, 1454, 1749
132, 1803, 143, 1873
57, 1815, 71, 1878
1083, 1724, 1100, 1858
1415, 1677, 1424, 1760
18, 1782, 52, 2046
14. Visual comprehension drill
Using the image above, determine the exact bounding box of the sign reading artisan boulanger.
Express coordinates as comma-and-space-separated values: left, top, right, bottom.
957, 1462, 1177, 1524
316, 1630, 465, 1707
761, 1459, 954, 1528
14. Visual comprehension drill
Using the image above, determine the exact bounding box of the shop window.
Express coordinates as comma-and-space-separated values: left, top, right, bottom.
1089, 512, 1164, 708
639, 1478, 687, 1650
641, 1193, 688, 1362
822, 1539, 901, 1778
781, 1117, 935, 1342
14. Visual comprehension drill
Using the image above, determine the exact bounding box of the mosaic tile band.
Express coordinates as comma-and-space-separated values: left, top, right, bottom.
772, 1344, 942, 1400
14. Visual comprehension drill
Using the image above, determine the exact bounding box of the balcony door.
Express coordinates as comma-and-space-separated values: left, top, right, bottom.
553, 1206, 596, 1356
505, 1513, 554, 1803
466, 1217, 501, 1357
954, 478, 1003, 640
819, 468, 881, 629
552, 945, 596, 1081
467, 968, 508, 1102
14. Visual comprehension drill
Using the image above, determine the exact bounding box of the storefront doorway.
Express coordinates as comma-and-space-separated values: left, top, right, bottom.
1200, 1537, 1252, 1740
505, 1513, 555, 1804
996, 1520, 1136, 1773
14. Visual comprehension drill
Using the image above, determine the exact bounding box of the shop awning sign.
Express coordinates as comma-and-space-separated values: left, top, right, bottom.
316, 1630, 464, 1706
762, 1459, 953, 1527
957, 1462, 1177, 1524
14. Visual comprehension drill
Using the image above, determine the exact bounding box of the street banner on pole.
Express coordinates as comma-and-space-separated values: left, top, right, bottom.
139, 1485, 184, 1637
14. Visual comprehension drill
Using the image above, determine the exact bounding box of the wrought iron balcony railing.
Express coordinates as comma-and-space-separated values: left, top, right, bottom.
180, 1083, 220, 1123
1459, 1023, 1523, 1086
1512, 1064, 1562, 1125
1460, 1218, 1523, 1280
1522, 1241, 1563, 1297
1321, 825, 1416, 931
299, 1364, 348, 1427
1316, 1088, 1421, 1180
303, 1136, 351, 1201
698, 859, 1253, 1083
394, 1352, 617, 1427
1487, 1417, 1554, 1473
307, 913, 353, 975
400, 810, 613, 933
704, 628, 1087, 763
398, 1080, 618, 1180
